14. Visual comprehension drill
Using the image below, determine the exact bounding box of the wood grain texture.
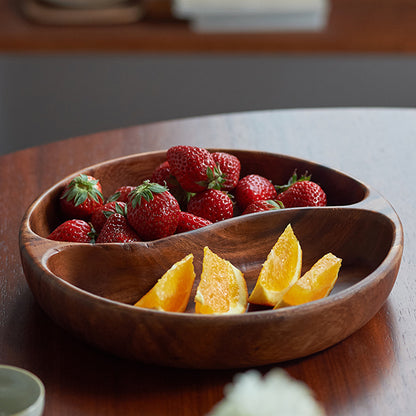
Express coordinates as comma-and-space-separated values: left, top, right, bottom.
1, 108, 415, 415
2, 0, 416, 52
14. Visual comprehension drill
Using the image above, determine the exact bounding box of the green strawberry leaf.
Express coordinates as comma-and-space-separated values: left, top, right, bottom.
61, 174, 104, 206
102, 204, 127, 219
275, 170, 311, 194
130, 180, 167, 209
88, 222, 97, 244
197, 165, 225, 190
107, 191, 120, 202
115, 202, 128, 216
267, 200, 284, 209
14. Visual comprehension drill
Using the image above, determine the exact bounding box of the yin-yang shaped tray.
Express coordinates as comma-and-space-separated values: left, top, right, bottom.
19, 149, 403, 369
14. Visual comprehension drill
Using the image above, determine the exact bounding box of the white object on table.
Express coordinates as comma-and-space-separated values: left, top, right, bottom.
207, 368, 325, 416
173, 0, 329, 32
0, 365, 45, 416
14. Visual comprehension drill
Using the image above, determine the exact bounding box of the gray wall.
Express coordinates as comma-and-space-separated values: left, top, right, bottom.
1, 53, 415, 155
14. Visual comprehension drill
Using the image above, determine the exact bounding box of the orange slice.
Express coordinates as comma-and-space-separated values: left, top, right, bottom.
248, 224, 302, 307
134, 254, 195, 312
277, 252, 342, 308
195, 247, 248, 315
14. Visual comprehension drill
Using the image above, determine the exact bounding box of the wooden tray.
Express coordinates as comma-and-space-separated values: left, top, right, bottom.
19, 149, 403, 369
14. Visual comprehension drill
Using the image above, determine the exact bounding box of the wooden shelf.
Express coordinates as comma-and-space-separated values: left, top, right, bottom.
1, 0, 416, 53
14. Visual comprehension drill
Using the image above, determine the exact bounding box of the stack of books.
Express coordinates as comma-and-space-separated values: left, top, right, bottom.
173, 0, 329, 32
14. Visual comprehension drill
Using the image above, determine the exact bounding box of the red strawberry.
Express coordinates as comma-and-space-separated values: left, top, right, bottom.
96, 213, 140, 243
242, 199, 283, 215
127, 180, 180, 240
90, 201, 127, 233
176, 212, 212, 233
276, 173, 327, 208
107, 185, 135, 203
167, 145, 223, 193
212, 152, 241, 191
150, 160, 188, 207
60, 174, 104, 220
151, 160, 173, 184
234, 174, 278, 210
48, 219, 95, 243
187, 189, 233, 223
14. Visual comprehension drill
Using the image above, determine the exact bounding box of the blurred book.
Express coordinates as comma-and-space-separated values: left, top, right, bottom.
173, 0, 329, 32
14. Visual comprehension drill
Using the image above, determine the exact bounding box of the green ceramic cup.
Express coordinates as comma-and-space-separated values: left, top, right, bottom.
0, 365, 45, 416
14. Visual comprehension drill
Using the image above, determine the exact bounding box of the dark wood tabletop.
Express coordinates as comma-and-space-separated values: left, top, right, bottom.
2, 0, 416, 53
1, 108, 414, 415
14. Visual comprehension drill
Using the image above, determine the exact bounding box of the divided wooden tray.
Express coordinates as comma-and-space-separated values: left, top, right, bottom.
19, 149, 403, 369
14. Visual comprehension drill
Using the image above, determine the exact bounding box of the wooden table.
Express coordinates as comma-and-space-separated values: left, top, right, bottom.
3, 0, 416, 53
1, 108, 414, 415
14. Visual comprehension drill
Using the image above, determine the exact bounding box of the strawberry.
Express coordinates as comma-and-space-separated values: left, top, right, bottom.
150, 160, 188, 208
48, 219, 95, 243
234, 174, 278, 210
90, 201, 127, 233
166, 145, 223, 193
107, 185, 135, 203
176, 212, 212, 233
242, 199, 283, 215
96, 213, 140, 243
127, 180, 180, 240
60, 174, 104, 220
151, 160, 174, 185
211, 152, 241, 191
187, 189, 233, 223
276, 172, 327, 208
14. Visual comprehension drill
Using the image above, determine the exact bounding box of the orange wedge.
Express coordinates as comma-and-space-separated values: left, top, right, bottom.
277, 252, 342, 308
134, 254, 195, 312
195, 247, 248, 315
248, 224, 302, 307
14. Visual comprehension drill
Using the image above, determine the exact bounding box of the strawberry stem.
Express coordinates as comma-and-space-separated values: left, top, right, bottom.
197, 165, 225, 190
268, 200, 284, 209
275, 170, 311, 194
129, 180, 167, 208
61, 174, 104, 206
